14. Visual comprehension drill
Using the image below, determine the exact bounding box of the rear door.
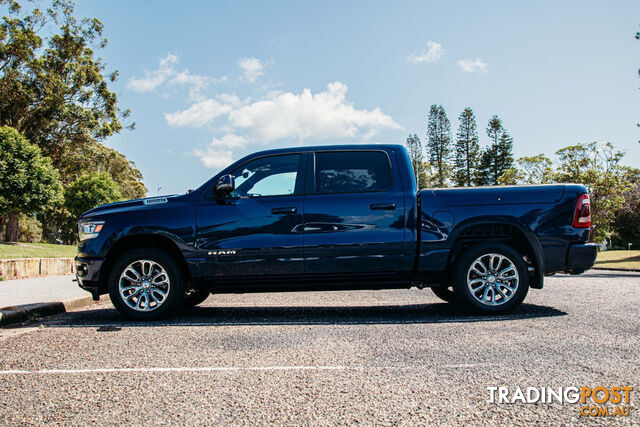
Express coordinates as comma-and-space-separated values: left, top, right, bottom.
302, 149, 408, 274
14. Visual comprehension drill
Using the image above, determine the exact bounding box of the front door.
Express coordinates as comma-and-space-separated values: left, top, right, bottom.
195, 153, 305, 278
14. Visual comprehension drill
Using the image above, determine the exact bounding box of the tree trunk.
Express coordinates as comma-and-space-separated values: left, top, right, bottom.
0, 216, 5, 242
5, 214, 19, 242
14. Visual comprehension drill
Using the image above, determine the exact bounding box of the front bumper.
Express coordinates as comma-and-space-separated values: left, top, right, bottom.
565, 243, 598, 274
75, 256, 106, 300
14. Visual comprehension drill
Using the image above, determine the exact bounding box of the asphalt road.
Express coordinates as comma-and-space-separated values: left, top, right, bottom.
0, 270, 638, 425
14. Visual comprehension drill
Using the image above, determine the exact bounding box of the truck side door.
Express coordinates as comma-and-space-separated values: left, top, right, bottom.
195, 153, 305, 278
302, 149, 409, 274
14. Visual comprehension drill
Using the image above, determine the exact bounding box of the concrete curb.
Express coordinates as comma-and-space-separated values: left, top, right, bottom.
0, 295, 107, 326
592, 267, 640, 273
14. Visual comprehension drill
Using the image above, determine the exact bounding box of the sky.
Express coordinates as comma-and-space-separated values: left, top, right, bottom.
66, 0, 640, 195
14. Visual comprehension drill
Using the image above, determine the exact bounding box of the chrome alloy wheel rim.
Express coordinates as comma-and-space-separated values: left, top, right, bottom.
466, 253, 519, 306
118, 260, 171, 312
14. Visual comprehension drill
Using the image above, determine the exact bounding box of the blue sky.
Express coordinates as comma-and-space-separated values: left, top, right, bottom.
70, 0, 640, 195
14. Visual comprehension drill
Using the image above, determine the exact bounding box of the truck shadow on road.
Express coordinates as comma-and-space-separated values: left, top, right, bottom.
45, 302, 567, 330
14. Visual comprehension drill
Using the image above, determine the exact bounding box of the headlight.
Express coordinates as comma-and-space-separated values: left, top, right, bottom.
78, 221, 105, 241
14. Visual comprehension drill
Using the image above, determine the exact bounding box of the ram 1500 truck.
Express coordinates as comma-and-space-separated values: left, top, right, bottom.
75, 145, 597, 319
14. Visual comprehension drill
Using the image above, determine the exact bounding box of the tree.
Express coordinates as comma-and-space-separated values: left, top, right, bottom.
0, 0, 132, 173
426, 105, 451, 187
614, 176, 640, 248
555, 142, 632, 242
0, 126, 62, 241
405, 133, 429, 189
64, 172, 122, 221
497, 130, 515, 173
496, 168, 519, 185
474, 145, 495, 186
59, 142, 146, 199
1, 0, 145, 240
476, 116, 515, 185
0, 0, 143, 202
516, 154, 554, 184
453, 107, 480, 187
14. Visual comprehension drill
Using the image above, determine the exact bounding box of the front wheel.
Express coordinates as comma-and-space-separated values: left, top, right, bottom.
108, 248, 184, 320
452, 243, 529, 314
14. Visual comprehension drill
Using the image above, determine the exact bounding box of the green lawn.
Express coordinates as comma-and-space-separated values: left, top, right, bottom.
595, 250, 640, 270
0, 242, 77, 259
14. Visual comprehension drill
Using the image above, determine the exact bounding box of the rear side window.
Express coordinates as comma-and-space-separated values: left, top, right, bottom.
314, 151, 392, 194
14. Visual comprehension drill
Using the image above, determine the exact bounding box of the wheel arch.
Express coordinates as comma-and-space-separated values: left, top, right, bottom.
446, 219, 545, 289
100, 233, 192, 291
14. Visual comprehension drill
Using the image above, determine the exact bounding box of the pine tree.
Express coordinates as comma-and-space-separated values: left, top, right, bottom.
475, 115, 515, 185
426, 105, 451, 187
453, 107, 480, 187
475, 145, 496, 186
496, 130, 515, 180
404, 134, 429, 189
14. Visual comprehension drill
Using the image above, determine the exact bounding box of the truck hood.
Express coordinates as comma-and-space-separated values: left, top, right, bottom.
80, 194, 182, 218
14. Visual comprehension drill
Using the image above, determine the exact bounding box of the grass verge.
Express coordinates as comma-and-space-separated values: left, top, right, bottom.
595, 250, 640, 270
0, 242, 77, 259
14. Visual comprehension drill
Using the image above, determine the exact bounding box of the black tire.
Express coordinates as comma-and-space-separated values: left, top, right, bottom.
108, 248, 184, 320
452, 243, 529, 314
431, 286, 456, 303
183, 288, 210, 308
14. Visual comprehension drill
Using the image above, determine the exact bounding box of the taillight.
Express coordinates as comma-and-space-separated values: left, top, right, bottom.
573, 193, 591, 228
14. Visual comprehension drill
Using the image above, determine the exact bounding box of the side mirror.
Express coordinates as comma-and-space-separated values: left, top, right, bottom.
215, 174, 235, 196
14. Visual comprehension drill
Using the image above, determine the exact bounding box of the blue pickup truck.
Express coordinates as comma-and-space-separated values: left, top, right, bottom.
75, 144, 597, 319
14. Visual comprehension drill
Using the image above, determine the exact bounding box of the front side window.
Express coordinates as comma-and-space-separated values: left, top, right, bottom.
315, 151, 392, 194
230, 154, 300, 198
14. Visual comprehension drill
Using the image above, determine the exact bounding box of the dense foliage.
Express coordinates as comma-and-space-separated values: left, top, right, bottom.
0, 126, 62, 240
64, 172, 121, 220
0, 0, 146, 242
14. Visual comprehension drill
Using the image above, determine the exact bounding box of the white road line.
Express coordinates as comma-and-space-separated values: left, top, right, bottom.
0, 366, 355, 375
0, 363, 491, 375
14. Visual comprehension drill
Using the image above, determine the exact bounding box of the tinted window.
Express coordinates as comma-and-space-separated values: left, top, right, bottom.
315, 151, 392, 194
230, 154, 300, 197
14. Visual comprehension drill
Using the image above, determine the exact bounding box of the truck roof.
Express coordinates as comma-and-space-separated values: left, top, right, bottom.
247, 144, 406, 157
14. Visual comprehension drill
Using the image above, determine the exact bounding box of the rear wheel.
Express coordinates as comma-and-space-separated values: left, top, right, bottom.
108, 248, 184, 320
452, 243, 529, 314
431, 286, 456, 303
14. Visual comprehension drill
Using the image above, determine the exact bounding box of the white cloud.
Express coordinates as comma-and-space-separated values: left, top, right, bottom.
407, 41, 444, 64
128, 53, 225, 99
193, 146, 235, 169
458, 58, 488, 73
192, 133, 247, 168
238, 57, 264, 83
127, 53, 178, 92
176, 82, 401, 168
168, 70, 225, 101
227, 82, 400, 142
164, 99, 233, 127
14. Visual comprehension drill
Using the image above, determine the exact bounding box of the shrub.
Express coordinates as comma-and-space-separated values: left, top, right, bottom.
18, 214, 43, 243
